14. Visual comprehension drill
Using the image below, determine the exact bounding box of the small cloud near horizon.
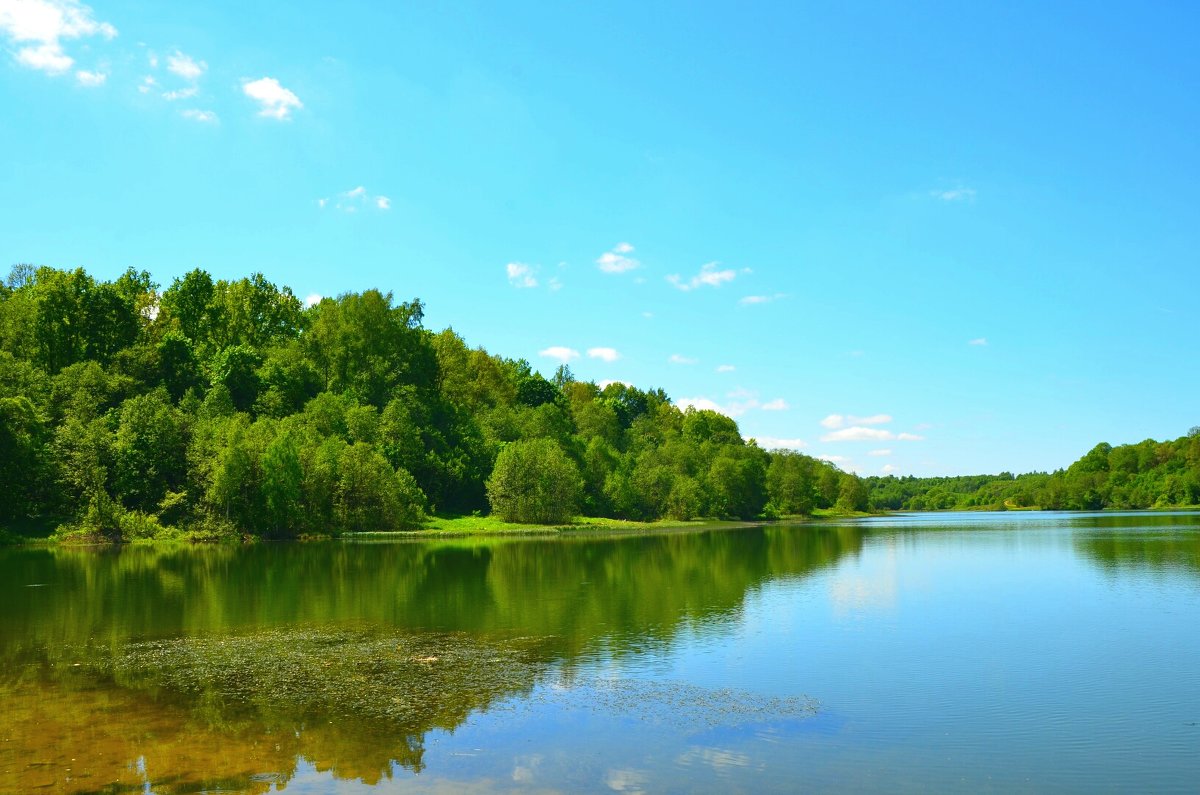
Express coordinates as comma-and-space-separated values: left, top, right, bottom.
668, 354, 697, 365
821, 413, 892, 430
539, 346, 579, 362
752, 436, 808, 451
596, 242, 639, 274
587, 347, 620, 362
932, 186, 976, 202
739, 293, 788, 306
969, 337, 988, 346
667, 262, 744, 292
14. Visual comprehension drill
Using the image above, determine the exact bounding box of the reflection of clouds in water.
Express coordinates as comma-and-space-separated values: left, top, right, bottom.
675, 745, 758, 772
829, 543, 897, 615
606, 767, 649, 791
512, 753, 543, 783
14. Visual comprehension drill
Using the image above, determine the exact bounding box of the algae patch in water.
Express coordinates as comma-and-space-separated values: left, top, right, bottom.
88, 627, 551, 734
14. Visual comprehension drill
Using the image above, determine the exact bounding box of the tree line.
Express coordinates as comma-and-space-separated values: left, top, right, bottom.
0, 265, 861, 541
866, 430, 1200, 512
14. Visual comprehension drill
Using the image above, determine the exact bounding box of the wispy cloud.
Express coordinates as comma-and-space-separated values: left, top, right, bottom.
587, 347, 620, 363
762, 398, 789, 411
739, 293, 788, 306
822, 427, 924, 443
668, 354, 697, 365
138, 74, 157, 94
881, 463, 899, 473
597, 379, 631, 389
180, 108, 217, 123
242, 76, 302, 120
75, 68, 105, 86
968, 337, 988, 346
932, 186, 976, 202
752, 436, 808, 451
596, 242, 639, 274
163, 86, 198, 101
318, 186, 391, 212
539, 346, 579, 362
820, 413, 892, 430
303, 293, 322, 308
0, 0, 117, 76
506, 262, 537, 288
667, 262, 744, 291
715, 364, 735, 373
166, 49, 205, 80
867, 449, 892, 457
822, 426, 895, 442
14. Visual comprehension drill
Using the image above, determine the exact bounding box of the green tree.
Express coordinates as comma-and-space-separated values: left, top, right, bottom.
486, 438, 582, 524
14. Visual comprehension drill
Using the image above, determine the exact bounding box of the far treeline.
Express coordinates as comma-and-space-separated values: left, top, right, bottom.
865, 430, 1200, 512
0, 265, 865, 543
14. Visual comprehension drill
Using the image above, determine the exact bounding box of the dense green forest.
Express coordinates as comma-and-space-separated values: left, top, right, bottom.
866, 431, 1200, 512
0, 265, 860, 542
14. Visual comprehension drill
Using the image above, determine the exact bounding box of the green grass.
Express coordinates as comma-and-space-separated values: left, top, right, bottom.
391, 514, 751, 537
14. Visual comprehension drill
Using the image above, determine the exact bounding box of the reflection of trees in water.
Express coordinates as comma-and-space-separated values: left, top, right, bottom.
0, 524, 863, 791
1075, 530, 1200, 575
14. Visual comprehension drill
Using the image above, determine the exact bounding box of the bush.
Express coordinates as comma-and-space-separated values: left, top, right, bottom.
486, 439, 582, 524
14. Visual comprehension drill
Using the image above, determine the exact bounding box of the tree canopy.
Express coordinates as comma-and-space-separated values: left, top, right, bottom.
1, 264, 851, 540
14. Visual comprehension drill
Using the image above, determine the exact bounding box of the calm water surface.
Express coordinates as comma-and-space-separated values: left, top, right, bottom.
2, 511, 1199, 793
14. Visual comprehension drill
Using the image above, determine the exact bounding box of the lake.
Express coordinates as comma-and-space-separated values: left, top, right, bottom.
2, 511, 1199, 793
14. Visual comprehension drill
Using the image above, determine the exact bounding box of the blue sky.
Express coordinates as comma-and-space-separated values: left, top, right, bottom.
3, 0, 1198, 476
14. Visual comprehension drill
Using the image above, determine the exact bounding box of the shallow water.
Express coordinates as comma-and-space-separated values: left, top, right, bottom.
2, 511, 1199, 793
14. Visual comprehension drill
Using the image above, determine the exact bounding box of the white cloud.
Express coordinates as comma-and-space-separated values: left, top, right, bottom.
822, 426, 924, 443
180, 108, 217, 123
932, 187, 976, 202
739, 293, 789, 306
506, 262, 537, 288
0, 0, 117, 76
596, 242, 639, 274
881, 463, 899, 473
74, 68, 104, 86
675, 397, 728, 416
539, 346, 579, 362
668, 354, 697, 365
597, 379, 631, 390
303, 293, 322, 308
822, 426, 894, 442
715, 364, 735, 373
818, 454, 849, 465
547, 276, 562, 291
821, 413, 891, 429
852, 414, 892, 425
137, 74, 156, 93
587, 347, 620, 363
667, 261, 739, 291
166, 49, 204, 80
162, 86, 198, 101
968, 337, 988, 346
762, 398, 789, 411
242, 76, 302, 120
752, 436, 808, 451
867, 449, 892, 457
319, 186, 390, 212
146, 50, 157, 69
641, 311, 653, 318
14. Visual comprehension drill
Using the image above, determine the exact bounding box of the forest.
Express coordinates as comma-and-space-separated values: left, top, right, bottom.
0, 265, 860, 542
865, 431, 1200, 512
